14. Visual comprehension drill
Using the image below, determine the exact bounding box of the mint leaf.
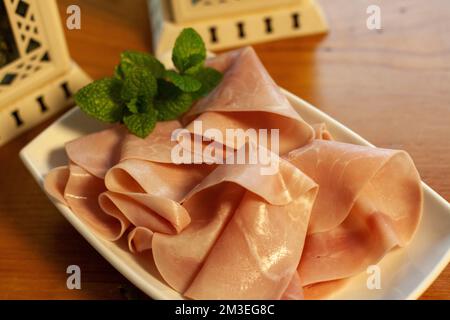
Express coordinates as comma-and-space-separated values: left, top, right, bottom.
172, 28, 206, 74
74, 29, 222, 139
120, 50, 165, 78
164, 70, 202, 92
154, 80, 193, 120
126, 98, 139, 113
126, 95, 153, 114
114, 65, 124, 80
121, 67, 157, 102
191, 67, 223, 99
75, 78, 124, 123
123, 110, 157, 138
137, 95, 153, 113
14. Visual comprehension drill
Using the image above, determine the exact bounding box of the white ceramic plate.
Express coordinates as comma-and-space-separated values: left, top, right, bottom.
20, 90, 450, 300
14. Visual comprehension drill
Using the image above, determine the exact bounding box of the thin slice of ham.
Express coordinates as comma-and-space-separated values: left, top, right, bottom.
64, 164, 129, 240
44, 166, 69, 206
103, 121, 215, 234
285, 140, 422, 286
128, 227, 154, 253
303, 279, 349, 300
45, 127, 130, 240
281, 272, 305, 300
98, 191, 175, 234
65, 125, 126, 179
185, 182, 317, 299
152, 182, 244, 293
151, 147, 318, 299
41, 46, 425, 300
182, 47, 314, 155
120, 120, 181, 164
285, 140, 422, 235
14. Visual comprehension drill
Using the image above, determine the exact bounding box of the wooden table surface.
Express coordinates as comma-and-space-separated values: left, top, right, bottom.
0, 0, 448, 299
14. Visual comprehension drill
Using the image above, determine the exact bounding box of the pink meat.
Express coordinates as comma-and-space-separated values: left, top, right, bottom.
285, 140, 422, 286
152, 182, 244, 292
98, 191, 175, 234
43, 166, 69, 206
183, 47, 314, 155
42, 47, 425, 301
152, 148, 318, 299
281, 272, 304, 300
104, 121, 216, 234
303, 279, 349, 300
45, 126, 129, 240
64, 164, 129, 240
128, 227, 154, 253
65, 125, 126, 178
185, 186, 317, 299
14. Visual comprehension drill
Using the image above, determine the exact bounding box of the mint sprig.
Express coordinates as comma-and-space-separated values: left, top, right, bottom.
172, 28, 206, 74
74, 28, 223, 138
74, 78, 124, 123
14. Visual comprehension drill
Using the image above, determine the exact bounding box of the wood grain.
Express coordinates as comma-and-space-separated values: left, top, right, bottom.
0, 0, 448, 299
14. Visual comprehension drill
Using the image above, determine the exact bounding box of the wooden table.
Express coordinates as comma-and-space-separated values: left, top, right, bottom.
0, 0, 448, 299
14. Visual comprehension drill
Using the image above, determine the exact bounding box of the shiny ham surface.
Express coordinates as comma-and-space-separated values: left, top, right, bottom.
43, 47, 423, 300
183, 47, 314, 155
285, 140, 422, 286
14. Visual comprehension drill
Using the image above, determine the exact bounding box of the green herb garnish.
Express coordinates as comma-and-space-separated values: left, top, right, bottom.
74, 28, 222, 138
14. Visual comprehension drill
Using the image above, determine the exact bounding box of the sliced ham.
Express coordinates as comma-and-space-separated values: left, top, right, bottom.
281, 272, 304, 300
303, 279, 349, 300
285, 140, 422, 235
42, 46, 425, 301
64, 164, 129, 240
185, 181, 317, 299
128, 227, 154, 253
285, 140, 422, 286
65, 125, 126, 179
43, 166, 69, 206
152, 182, 244, 293
98, 191, 175, 234
182, 47, 314, 155
153, 144, 316, 295
104, 121, 215, 234
45, 127, 130, 240
120, 120, 181, 164
154, 151, 319, 299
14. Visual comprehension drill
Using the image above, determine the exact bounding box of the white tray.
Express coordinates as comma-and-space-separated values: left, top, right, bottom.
20, 90, 450, 299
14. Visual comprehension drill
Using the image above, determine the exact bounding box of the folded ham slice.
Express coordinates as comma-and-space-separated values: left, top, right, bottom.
182, 47, 314, 155
128, 227, 154, 253
42, 46, 424, 300
185, 175, 317, 299
45, 126, 130, 240
153, 146, 318, 299
44, 166, 69, 206
64, 164, 129, 240
103, 121, 215, 234
44, 121, 214, 243
152, 182, 244, 293
285, 140, 422, 286
65, 125, 126, 179
281, 272, 305, 300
